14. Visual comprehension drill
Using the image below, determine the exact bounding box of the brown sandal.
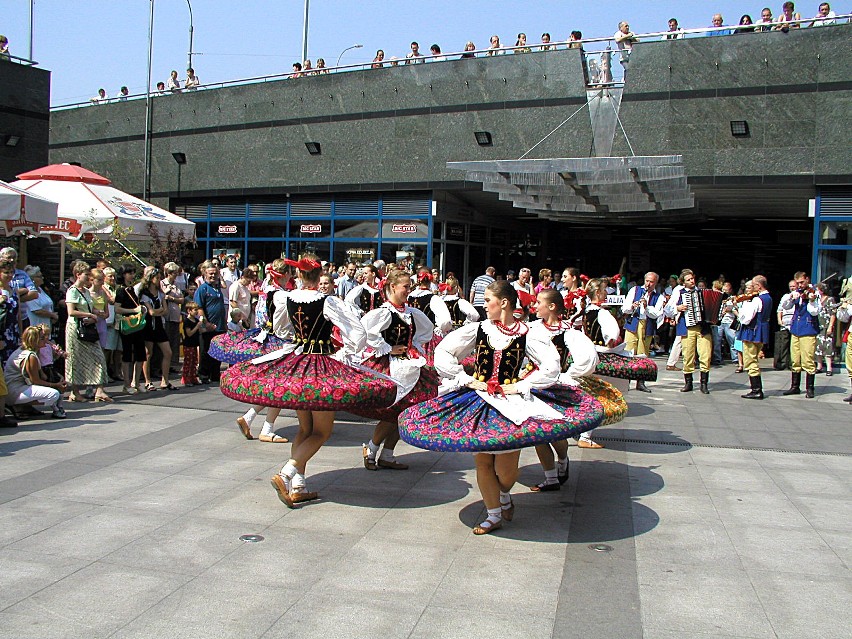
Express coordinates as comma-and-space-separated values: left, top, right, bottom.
259, 433, 288, 443
236, 417, 254, 440
377, 458, 409, 470
473, 519, 503, 535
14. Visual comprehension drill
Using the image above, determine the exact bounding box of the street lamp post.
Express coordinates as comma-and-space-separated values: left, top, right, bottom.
144, 0, 155, 199
336, 44, 363, 68
185, 0, 194, 70
301, 0, 309, 64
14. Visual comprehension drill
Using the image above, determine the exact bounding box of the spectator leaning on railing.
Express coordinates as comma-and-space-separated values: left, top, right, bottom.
185, 68, 200, 90
0, 35, 10, 61
810, 2, 836, 26
708, 14, 735, 36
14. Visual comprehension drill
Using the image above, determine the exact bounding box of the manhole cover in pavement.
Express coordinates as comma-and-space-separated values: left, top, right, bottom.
239, 534, 265, 543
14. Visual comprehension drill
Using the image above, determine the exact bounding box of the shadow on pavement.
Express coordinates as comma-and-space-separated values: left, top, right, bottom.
0, 438, 70, 456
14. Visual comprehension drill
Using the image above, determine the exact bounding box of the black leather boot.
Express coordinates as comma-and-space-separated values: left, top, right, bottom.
782, 372, 801, 396
742, 375, 764, 400
699, 371, 710, 394
805, 373, 815, 398
636, 380, 651, 393
680, 374, 693, 392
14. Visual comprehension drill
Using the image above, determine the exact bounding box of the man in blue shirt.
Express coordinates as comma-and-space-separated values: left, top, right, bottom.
708, 14, 734, 36
194, 262, 227, 383
0, 248, 38, 327
469, 266, 496, 320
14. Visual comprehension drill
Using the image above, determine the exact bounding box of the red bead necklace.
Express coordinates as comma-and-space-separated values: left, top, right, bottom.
493, 319, 522, 336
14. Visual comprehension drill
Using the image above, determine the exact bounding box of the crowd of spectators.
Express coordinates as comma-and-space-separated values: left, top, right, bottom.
78, 2, 845, 104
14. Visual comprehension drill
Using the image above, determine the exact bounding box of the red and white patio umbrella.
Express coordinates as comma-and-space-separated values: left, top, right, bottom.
0, 179, 59, 237
11, 163, 195, 240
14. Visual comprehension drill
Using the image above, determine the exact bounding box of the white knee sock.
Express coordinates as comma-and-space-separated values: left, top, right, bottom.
242, 407, 257, 422
544, 468, 558, 484
365, 440, 380, 459
482, 507, 503, 526
499, 491, 512, 506
291, 473, 306, 491
556, 456, 568, 475
281, 460, 297, 479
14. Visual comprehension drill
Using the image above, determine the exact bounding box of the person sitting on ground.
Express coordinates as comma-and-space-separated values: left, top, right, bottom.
184, 67, 200, 90
4, 326, 67, 419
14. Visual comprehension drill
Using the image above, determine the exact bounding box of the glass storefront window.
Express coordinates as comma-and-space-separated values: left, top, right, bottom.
290, 239, 332, 261
334, 218, 380, 239
335, 243, 378, 266
381, 219, 429, 240
210, 221, 246, 240
380, 242, 428, 270
818, 221, 852, 246
816, 249, 852, 293
248, 219, 287, 238
288, 220, 333, 240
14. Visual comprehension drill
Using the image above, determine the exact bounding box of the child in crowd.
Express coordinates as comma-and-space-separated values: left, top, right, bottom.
227, 308, 247, 333
181, 302, 205, 386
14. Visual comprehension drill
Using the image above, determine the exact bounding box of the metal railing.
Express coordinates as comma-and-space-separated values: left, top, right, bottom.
49, 14, 849, 111
1, 52, 38, 66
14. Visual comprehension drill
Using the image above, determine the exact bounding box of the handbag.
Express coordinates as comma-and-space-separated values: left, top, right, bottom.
119, 287, 147, 335
76, 295, 101, 343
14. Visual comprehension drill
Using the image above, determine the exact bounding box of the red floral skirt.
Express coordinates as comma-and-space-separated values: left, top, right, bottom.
220, 353, 397, 411
398, 385, 605, 453
348, 354, 440, 422
423, 333, 444, 367
208, 328, 289, 365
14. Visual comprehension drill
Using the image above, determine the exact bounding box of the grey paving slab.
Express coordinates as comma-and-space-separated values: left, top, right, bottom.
0, 377, 849, 638
0, 561, 189, 639
747, 570, 852, 639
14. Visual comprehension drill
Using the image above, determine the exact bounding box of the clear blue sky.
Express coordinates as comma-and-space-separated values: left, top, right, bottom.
3, 1, 833, 106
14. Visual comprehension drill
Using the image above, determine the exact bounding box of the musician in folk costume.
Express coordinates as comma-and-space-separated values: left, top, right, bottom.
621, 272, 665, 392
781, 271, 822, 398
664, 269, 716, 394
835, 298, 852, 404
737, 275, 773, 400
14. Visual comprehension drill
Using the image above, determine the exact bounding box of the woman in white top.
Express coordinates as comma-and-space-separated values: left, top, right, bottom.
4, 326, 67, 419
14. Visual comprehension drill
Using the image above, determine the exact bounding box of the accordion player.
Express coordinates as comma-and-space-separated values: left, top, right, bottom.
683, 288, 724, 332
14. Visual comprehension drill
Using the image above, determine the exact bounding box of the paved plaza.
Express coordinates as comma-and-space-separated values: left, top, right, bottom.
0, 364, 849, 639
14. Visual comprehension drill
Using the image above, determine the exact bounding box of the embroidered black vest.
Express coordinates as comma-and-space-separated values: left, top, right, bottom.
408, 292, 435, 323
448, 299, 467, 328
381, 311, 413, 350
287, 296, 334, 354
583, 309, 606, 346
262, 292, 277, 331
357, 287, 382, 313
550, 330, 572, 373
472, 325, 527, 384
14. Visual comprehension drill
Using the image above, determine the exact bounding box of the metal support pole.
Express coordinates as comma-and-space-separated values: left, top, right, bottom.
301, 0, 309, 63
144, 0, 155, 199
28, 0, 34, 61
186, 0, 194, 70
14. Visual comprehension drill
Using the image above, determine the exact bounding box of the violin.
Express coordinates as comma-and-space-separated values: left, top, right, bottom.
729, 292, 759, 304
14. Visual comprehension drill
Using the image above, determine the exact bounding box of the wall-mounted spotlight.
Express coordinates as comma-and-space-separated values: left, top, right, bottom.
474, 131, 493, 146
172, 152, 187, 164
730, 121, 750, 137
305, 142, 322, 155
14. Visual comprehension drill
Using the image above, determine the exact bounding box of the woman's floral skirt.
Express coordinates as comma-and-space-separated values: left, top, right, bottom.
208, 328, 289, 365
578, 376, 628, 426
220, 353, 397, 411
563, 351, 657, 382
347, 354, 440, 422
423, 333, 444, 367
398, 385, 605, 452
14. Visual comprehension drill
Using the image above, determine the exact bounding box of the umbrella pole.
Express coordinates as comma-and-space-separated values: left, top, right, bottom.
59, 236, 66, 284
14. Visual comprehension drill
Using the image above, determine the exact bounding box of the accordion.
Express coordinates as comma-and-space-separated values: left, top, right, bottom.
684, 288, 724, 327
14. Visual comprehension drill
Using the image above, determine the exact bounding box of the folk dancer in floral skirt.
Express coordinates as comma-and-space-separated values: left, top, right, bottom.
355, 270, 439, 470
399, 280, 605, 535
220, 255, 397, 506
211, 258, 294, 441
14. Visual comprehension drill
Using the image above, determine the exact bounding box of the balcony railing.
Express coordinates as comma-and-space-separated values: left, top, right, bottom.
49, 14, 849, 111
